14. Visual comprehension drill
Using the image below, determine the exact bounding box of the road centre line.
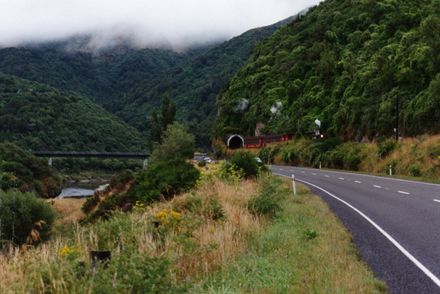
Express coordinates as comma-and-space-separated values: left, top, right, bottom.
355, 180, 362, 184
338, 177, 345, 180
398, 191, 411, 195
272, 172, 440, 288
324, 175, 330, 178
434, 199, 440, 204
374, 185, 383, 189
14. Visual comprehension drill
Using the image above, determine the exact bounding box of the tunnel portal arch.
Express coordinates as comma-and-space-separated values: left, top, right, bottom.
226, 134, 245, 149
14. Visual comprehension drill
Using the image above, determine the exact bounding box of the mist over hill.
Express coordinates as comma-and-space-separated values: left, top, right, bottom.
0, 17, 294, 148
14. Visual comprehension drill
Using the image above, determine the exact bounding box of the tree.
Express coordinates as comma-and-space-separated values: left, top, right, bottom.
148, 96, 176, 150
150, 123, 195, 163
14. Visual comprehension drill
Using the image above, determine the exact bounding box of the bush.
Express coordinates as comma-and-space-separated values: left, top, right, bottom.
131, 159, 200, 204
428, 140, 440, 158
408, 164, 422, 177
281, 146, 298, 164
109, 170, 135, 190
377, 139, 396, 158
82, 194, 100, 214
324, 143, 364, 171
247, 177, 283, 218
230, 151, 260, 179
0, 190, 55, 246
258, 147, 271, 164
198, 160, 207, 167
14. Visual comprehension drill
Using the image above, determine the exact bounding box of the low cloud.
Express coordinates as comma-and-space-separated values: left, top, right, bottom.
0, 0, 321, 49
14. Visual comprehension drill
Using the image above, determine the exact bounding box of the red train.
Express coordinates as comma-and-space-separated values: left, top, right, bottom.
226, 134, 293, 149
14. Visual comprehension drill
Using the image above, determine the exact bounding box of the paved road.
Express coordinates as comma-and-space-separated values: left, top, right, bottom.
271, 165, 440, 294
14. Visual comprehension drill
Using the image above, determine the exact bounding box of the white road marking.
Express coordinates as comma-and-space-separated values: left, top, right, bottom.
301, 171, 306, 174
398, 191, 410, 195
324, 175, 330, 178
434, 199, 440, 204
338, 177, 345, 180
312, 173, 317, 176
374, 185, 382, 189
272, 173, 440, 288
355, 180, 362, 184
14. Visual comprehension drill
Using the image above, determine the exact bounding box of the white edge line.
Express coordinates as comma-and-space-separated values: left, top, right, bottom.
277, 166, 440, 188
273, 172, 440, 287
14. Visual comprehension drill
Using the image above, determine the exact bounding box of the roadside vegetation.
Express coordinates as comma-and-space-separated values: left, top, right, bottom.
0, 100, 386, 292
0, 153, 386, 293
228, 135, 440, 181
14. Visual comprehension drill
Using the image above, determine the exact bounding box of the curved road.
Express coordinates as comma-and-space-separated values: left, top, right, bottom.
271, 165, 440, 294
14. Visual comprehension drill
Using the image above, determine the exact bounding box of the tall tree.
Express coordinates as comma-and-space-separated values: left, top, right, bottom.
148, 96, 176, 150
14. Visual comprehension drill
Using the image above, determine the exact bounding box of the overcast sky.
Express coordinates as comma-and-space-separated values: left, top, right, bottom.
0, 0, 321, 49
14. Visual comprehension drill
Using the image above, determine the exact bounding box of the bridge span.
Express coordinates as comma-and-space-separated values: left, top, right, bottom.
32, 151, 150, 168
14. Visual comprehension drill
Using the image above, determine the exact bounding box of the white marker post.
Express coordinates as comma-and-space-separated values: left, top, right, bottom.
292, 174, 297, 196
389, 165, 393, 176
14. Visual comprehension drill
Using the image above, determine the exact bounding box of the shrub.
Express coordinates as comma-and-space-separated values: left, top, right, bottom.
258, 147, 271, 164
230, 151, 260, 179
281, 146, 298, 164
428, 140, 440, 158
408, 164, 422, 177
82, 194, 100, 214
131, 159, 200, 204
198, 160, 207, 167
247, 177, 283, 218
110, 170, 134, 190
150, 123, 195, 163
377, 139, 396, 158
0, 190, 55, 246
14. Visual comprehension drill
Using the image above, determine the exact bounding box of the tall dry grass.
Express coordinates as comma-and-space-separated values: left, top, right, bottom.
0, 175, 262, 293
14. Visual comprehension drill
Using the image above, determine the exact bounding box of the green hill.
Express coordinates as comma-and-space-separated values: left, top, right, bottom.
216, 0, 440, 140
118, 17, 294, 146
0, 45, 193, 110
0, 74, 144, 151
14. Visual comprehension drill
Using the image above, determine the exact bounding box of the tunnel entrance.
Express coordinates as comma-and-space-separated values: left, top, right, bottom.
226, 135, 245, 149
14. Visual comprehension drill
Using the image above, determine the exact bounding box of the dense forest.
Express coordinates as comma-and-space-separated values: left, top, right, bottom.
216, 0, 440, 140
0, 17, 291, 147
0, 43, 194, 110
118, 16, 294, 146
0, 74, 144, 151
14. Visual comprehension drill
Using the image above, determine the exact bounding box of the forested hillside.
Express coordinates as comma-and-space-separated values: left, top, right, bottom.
119, 17, 294, 145
0, 17, 292, 147
0, 74, 144, 151
0, 44, 193, 110
216, 0, 440, 140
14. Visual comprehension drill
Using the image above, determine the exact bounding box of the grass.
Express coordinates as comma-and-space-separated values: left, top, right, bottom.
0, 171, 261, 292
0, 166, 387, 292
199, 180, 388, 293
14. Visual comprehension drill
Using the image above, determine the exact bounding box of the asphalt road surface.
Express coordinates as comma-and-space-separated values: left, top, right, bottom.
271, 165, 440, 294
